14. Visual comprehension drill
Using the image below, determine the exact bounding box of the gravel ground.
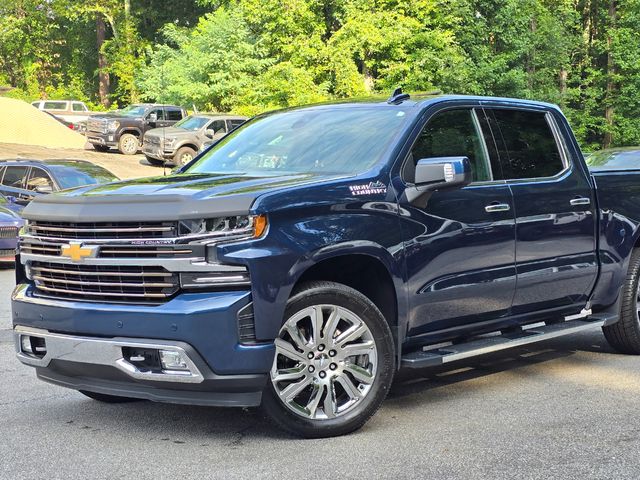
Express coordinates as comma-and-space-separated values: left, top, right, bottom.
0, 142, 164, 179
1, 267, 640, 479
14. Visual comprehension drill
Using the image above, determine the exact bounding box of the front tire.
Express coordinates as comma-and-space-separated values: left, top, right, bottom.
118, 133, 139, 155
603, 249, 640, 354
174, 146, 197, 166
262, 281, 395, 438
79, 390, 143, 403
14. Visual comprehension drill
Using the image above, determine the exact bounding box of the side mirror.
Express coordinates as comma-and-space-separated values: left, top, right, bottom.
415, 157, 472, 189
147, 112, 158, 124
35, 185, 53, 194
405, 156, 472, 207
204, 129, 215, 139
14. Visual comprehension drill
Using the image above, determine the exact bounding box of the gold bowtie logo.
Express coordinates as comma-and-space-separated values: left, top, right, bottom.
60, 242, 98, 262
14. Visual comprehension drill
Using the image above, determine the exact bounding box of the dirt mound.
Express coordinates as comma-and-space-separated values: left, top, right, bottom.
0, 97, 87, 149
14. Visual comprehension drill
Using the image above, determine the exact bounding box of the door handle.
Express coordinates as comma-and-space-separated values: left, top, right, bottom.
485, 203, 511, 213
569, 197, 591, 206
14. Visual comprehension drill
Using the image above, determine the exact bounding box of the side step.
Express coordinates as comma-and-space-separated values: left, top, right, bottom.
401, 313, 618, 369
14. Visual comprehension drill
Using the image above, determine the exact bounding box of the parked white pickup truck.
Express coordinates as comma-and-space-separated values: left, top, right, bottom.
31, 100, 93, 126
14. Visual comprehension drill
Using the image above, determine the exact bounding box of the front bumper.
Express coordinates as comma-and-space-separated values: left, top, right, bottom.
14, 326, 266, 406
12, 284, 274, 406
86, 133, 117, 147
142, 143, 174, 161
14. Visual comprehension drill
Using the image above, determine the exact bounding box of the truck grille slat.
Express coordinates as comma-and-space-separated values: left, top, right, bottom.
0, 226, 18, 238
27, 221, 177, 240
30, 261, 179, 304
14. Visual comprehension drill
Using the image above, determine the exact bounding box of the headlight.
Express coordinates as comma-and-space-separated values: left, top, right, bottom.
107, 120, 119, 132
162, 138, 176, 147
178, 214, 267, 240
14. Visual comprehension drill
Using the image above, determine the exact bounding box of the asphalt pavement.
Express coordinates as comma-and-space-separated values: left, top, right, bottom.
1, 268, 640, 479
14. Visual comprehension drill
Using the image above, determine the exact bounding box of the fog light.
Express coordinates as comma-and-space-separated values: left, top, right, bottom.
159, 349, 189, 371
21, 335, 32, 354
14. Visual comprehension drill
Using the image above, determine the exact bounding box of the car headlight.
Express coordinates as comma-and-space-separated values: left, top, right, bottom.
162, 138, 176, 147
178, 215, 267, 240
107, 120, 120, 132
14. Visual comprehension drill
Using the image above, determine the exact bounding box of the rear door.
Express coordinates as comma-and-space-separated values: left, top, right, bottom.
398, 106, 517, 338
164, 107, 184, 126
0, 165, 30, 203
486, 107, 597, 313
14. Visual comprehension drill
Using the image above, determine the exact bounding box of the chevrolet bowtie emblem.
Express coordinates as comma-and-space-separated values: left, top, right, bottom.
60, 242, 98, 262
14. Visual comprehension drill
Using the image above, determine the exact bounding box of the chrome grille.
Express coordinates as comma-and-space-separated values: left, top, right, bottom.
28, 221, 177, 240
30, 261, 179, 304
20, 240, 194, 259
87, 119, 107, 133
0, 226, 18, 238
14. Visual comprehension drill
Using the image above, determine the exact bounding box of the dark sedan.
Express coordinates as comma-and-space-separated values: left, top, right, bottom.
0, 159, 118, 205
0, 201, 23, 263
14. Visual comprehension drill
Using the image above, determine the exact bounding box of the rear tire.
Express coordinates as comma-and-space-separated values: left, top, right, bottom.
93, 145, 110, 152
262, 281, 395, 438
79, 390, 143, 403
603, 248, 640, 354
118, 133, 139, 155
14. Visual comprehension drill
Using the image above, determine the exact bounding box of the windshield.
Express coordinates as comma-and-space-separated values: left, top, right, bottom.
174, 116, 211, 131
586, 149, 640, 170
118, 105, 148, 117
49, 164, 119, 189
187, 107, 410, 176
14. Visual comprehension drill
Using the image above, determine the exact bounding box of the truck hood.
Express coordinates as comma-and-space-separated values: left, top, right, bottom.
22, 172, 341, 222
90, 113, 139, 121
145, 126, 194, 138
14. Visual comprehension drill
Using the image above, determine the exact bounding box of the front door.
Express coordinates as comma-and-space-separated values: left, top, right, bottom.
398, 106, 517, 339
486, 107, 598, 313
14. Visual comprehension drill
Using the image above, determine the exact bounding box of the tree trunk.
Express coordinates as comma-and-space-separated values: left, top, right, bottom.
97, 15, 110, 108
604, 0, 616, 149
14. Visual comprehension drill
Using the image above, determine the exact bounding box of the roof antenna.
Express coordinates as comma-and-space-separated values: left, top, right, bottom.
387, 87, 410, 105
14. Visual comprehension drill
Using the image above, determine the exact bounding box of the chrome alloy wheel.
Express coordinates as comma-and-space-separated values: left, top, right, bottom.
179, 152, 193, 165
271, 304, 378, 420
121, 135, 138, 154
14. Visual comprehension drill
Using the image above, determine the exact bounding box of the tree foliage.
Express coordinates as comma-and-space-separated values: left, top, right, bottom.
1, 0, 639, 148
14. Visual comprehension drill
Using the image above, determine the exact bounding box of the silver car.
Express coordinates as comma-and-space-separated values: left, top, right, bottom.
143, 114, 247, 166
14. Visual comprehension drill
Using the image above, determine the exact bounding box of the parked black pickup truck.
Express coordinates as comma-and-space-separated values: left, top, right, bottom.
13, 92, 640, 438
86, 104, 186, 155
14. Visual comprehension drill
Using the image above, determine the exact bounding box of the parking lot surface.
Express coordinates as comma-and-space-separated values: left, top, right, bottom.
1, 268, 640, 479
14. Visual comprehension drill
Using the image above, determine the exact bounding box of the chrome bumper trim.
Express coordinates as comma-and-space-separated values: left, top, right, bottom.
14, 326, 205, 384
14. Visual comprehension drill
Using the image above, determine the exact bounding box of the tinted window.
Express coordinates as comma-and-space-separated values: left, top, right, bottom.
227, 119, 245, 130
491, 109, 564, 179
43, 101, 67, 110
165, 108, 183, 121
72, 103, 86, 112
26, 168, 54, 191
147, 108, 165, 121
2, 166, 28, 188
210, 120, 226, 133
190, 107, 410, 176
48, 164, 118, 189
410, 109, 492, 182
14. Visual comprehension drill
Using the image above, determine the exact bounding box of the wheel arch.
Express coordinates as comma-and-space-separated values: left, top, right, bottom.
119, 128, 142, 138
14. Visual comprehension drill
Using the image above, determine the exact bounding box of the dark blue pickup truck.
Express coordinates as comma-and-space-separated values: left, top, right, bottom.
12, 92, 640, 437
